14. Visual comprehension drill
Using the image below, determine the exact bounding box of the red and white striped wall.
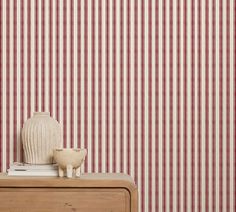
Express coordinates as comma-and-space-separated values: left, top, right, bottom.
0, 0, 235, 211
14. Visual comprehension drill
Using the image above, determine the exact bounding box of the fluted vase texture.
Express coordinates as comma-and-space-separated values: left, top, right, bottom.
22, 112, 62, 164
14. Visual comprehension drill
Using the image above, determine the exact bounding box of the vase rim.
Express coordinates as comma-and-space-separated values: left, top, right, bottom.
54, 148, 86, 152
33, 112, 50, 116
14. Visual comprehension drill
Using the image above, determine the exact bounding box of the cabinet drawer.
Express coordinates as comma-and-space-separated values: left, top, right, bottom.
0, 188, 130, 212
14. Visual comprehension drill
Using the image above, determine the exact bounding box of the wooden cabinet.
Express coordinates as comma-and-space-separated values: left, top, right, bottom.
0, 173, 138, 212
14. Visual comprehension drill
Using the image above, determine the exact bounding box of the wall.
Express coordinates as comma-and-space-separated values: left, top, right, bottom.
0, 0, 235, 211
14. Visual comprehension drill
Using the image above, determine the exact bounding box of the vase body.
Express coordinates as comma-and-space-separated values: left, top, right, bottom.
22, 112, 62, 164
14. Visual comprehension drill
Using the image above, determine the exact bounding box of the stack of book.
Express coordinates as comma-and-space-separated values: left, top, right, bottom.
7, 162, 59, 176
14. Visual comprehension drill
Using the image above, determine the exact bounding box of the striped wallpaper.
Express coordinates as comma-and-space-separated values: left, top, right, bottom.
0, 0, 235, 211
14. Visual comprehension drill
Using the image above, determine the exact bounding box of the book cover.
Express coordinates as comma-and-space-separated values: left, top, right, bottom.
9, 162, 58, 171
7, 169, 58, 177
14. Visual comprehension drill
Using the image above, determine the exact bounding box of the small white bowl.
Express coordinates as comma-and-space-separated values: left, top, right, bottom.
53, 148, 87, 178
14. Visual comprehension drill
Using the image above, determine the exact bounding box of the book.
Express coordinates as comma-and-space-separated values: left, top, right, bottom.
9, 162, 58, 171
7, 169, 58, 177
7, 162, 59, 176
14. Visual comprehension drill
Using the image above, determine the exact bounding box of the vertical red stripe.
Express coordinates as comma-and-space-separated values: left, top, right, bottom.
6, 0, 10, 168
63, 0, 67, 148
127, 0, 131, 175
197, 0, 202, 210
134, 0, 138, 184
49, 0, 53, 115
20, 0, 25, 162
177, 1, 181, 211
84, 0, 88, 172
212, 0, 216, 210
219, 0, 223, 210
120, 0, 124, 173
42, 0, 45, 111
148, 0, 152, 211
91, 0, 95, 172
0, 0, 2, 170
112, 0, 117, 173
141, 0, 145, 211
35, 0, 38, 111
77, 0, 81, 148
155, 1, 159, 211
98, 0, 102, 172
234, 0, 236, 209
169, 0, 173, 211
106, 0, 110, 172
183, 1, 188, 211
191, 0, 195, 211
56, 0, 60, 121
13, 0, 17, 162
226, 0, 230, 210
27, 0, 31, 118
205, 0, 209, 211
162, 0, 166, 211
70, 0, 74, 148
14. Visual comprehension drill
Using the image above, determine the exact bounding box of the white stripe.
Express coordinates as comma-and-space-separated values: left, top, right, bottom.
52, 0, 56, 119
59, 0, 64, 146
66, 0, 71, 149
94, 0, 99, 172
180, 0, 184, 209
144, 0, 149, 210
24, 0, 28, 122
2, 0, 6, 171
116, 0, 121, 173
38, 0, 42, 111
123, 0, 127, 174
151, 1, 156, 211
194, 1, 199, 211
16, 0, 21, 162
9, 0, 14, 164
201, 0, 206, 210
30, 0, 35, 113
138, 1, 144, 210
101, 0, 106, 172
222, 0, 227, 210
215, 0, 220, 211
158, 0, 163, 210
172, 0, 177, 210
44, 0, 49, 112
87, 0, 91, 171
166, 0, 170, 209
109, 0, 113, 173
137, 0, 142, 210
80, 0, 84, 153
229, 0, 234, 211
187, 0, 192, 211
208, 0, 213, 211
73, 0, 78, 149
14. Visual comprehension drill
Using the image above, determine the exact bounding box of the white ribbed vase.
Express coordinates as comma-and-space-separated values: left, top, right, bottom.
22, 112, 62, 164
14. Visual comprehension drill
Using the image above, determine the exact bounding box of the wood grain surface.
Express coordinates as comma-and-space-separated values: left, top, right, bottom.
0, 173, 138, 212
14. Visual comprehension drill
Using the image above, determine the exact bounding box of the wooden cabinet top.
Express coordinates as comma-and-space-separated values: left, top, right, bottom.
0, 173, 136, 191
0, 173, 138, 212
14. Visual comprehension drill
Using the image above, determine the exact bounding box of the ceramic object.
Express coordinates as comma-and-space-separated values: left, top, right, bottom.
53, 148, 87, 178
22, 112, 62, 164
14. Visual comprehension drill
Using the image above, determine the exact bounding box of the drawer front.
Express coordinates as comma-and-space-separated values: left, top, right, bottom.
0, 188, 130, 212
